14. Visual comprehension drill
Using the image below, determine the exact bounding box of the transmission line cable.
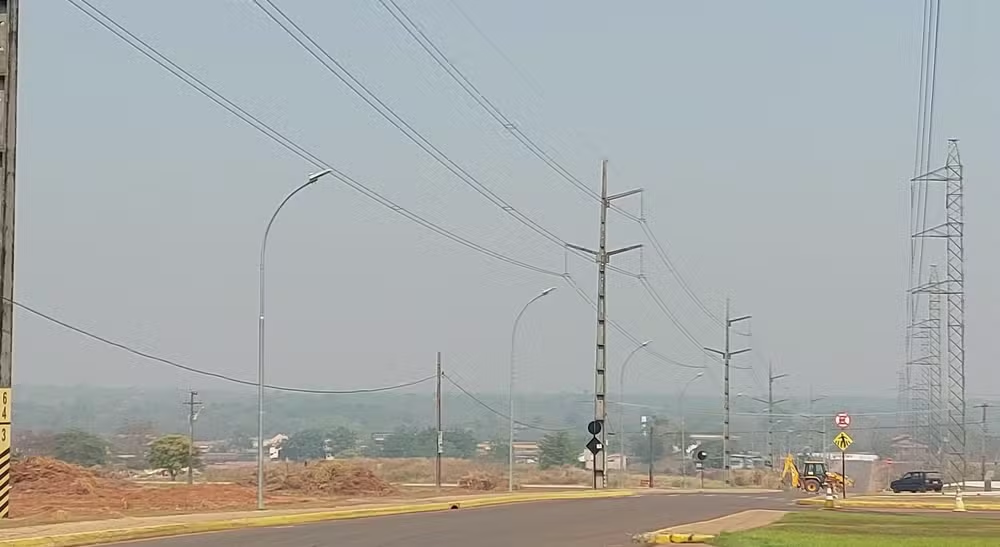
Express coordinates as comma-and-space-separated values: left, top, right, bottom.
252, 0, 587, 255
444, 373, 573, 432
65, 0, 563, 279
7, 296, 434, 394
67, 0, 733, 380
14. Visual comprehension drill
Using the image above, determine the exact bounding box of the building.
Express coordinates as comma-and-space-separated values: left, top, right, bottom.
579, 451, 627, 471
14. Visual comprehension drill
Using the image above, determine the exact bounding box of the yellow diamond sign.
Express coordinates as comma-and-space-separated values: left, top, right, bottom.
834, 431, 853, 451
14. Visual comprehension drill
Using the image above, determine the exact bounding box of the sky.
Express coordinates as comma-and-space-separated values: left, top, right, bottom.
11, 0, 1000, 404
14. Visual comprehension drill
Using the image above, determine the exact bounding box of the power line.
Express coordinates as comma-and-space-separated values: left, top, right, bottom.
7, 295, 434, 394
638, 219, 723, 325
64, 0, 564, 280
374, 0, 758, 380
252, 0, 580, 254
376, 0, 613, 211
67, 0, 744, 385
443, 373, 572, 432
563, 274, 702, 370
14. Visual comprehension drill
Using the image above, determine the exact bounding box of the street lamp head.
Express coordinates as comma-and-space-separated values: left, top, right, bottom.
694, 372, 704, 378
540, 287, 558, 296
640, 340, 652, 347
308, 168, 334, 183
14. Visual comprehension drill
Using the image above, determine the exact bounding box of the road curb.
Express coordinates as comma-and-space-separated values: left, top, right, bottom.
631, 531, 714, 544
3, 490, 638, 547
796, 498, 1000, 510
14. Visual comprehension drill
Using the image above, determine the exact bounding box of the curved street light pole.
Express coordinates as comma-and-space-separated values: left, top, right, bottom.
679, 371, 704, 488
257, 169, 333, 510
616, 340, 651, 487
508, 287, 557, 492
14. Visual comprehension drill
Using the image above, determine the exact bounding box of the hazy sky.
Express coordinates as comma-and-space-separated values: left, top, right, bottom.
12, 1, 1000, 403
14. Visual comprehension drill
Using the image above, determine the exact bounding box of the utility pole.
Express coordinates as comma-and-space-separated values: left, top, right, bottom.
977, 403, 989, 481
0, 0, 19, 521
435, 352, 443, 491
705, 299, 750, 487
567, 160, 641, 490
752, 363, 788, 468
183, 391, 203, 485
647, 418, 654, 488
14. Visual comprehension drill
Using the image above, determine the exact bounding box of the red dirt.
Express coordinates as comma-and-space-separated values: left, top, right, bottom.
6, 457, 397, 523
7, 457, 299, 522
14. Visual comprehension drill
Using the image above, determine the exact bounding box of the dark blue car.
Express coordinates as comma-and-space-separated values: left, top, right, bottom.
890, 470, 943, 493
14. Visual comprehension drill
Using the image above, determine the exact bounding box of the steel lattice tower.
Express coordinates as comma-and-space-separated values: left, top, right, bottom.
910, 265, 943, 467
911, 140, 965, 485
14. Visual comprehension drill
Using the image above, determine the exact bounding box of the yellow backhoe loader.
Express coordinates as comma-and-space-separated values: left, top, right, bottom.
780, 454, 853, 494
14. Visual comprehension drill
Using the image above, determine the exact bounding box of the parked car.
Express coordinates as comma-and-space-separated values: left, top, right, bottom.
890, 470, 943, 493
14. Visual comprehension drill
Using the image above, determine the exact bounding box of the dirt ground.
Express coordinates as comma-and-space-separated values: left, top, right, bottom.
5, 457, 392, 526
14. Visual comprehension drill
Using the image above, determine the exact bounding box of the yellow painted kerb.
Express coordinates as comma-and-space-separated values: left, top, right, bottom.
632, 531, 715, 544
3, 489, 638, 547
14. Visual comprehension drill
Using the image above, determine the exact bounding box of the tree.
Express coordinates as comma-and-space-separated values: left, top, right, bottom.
282, 429, 328, 461
148, 434, 199, 480
381, 427, 478, 458
538, 432, 578, 469
325, 426, 358, 456
53, 429, 108, 467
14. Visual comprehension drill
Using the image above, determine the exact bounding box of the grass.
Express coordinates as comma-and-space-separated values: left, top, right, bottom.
713, 511, 1000, 547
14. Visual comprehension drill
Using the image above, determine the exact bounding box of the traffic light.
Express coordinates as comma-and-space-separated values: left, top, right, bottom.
696, 450, 707, 461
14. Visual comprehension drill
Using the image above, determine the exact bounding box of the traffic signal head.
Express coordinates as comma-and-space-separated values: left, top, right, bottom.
696, 450, 707, 461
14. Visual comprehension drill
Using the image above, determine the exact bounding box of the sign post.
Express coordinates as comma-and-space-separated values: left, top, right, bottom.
833, 431, 854, 499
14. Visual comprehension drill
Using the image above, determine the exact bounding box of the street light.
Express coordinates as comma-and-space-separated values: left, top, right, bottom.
257, 168, 334, 510
617, 340, 651, 486
679, 371, 704, 488
508, 287, 557, 492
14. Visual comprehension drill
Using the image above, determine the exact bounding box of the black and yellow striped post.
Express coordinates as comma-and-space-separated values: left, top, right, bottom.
0, 388, 10, 518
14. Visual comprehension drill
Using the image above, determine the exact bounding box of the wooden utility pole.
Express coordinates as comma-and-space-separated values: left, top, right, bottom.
0, 0, 20, 520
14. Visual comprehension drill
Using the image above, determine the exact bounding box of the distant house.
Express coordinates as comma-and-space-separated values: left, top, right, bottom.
579, 451, 627, 471
251, 434, 289, 460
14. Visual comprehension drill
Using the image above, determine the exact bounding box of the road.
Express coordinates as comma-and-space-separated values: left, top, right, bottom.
109, 492, 799, 547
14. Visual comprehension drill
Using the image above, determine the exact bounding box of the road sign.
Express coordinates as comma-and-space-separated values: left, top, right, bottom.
835, 412, 851, 429
886, 458, 893, 465
586, 436, 603, 455
833, 431, 853, 451
587, 420, 602, 435
695, 462, 703, 470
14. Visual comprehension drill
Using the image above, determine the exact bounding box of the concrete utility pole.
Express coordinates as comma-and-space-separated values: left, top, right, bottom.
0, 0, 18, 520
704, 299, 750, 487
977, 403, 989, 481
435, 352, 442, 491
752, 363, 788, 467
184, 391, 203, 485
568, 160, 641, 490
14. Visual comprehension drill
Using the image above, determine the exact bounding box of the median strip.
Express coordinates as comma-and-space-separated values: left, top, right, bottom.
1, 489, 638, 547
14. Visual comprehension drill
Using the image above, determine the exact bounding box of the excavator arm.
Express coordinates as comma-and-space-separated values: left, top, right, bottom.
780, 454, 800, 488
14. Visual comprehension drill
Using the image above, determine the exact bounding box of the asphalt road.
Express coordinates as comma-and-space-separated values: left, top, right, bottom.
108, 492, 800, 547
